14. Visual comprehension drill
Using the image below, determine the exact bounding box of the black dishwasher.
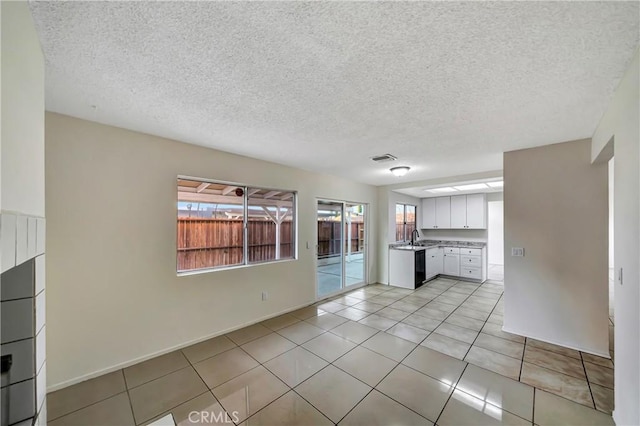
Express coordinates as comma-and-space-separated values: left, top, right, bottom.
414, 249, 426, 287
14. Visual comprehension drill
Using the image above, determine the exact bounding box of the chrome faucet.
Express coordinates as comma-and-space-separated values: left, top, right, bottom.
411, 229, 420, 246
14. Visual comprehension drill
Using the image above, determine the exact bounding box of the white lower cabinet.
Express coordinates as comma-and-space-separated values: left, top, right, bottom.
389, 249, 426, 289
436, 249, 444, 275
460, 255, 481, 267
460, 266, 482, 279
425, 247, 443, 279
443, 252, 460, 276
441, 246, 487, 282
391, 244, 487, 287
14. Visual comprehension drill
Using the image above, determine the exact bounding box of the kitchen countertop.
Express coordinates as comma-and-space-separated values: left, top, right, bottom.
391, 245, 427, 251
390, 240, 486, 250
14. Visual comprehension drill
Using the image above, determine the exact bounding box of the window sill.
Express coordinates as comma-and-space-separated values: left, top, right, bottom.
177, 257, 297, 277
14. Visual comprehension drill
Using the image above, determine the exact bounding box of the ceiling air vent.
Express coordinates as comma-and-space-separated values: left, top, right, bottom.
370, 154, 397, 163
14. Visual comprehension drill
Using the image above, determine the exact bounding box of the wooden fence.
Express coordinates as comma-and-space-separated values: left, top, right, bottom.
177, 218, 364, 270
395, 222, 416, 242
177, 218, 293, 270
317, 221, 364, 257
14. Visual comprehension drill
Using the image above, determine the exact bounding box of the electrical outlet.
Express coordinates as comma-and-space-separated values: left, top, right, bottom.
511, 247, 524, 257
261, 291, 268, 301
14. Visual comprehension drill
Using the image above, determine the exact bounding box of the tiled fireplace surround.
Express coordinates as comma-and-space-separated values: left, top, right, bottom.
1, 213, 47, 426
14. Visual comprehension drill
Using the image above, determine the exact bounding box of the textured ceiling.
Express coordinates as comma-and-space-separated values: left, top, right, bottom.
30, 1, 639, 186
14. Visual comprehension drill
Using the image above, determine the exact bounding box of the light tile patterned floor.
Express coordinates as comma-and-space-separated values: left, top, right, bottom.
47, 279, 615, 425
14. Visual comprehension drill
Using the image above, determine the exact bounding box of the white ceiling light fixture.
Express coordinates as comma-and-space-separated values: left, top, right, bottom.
453, 183, 489, 191
487, 181, 504, 188
426, 187, 458, 193
390, 166, 410, 177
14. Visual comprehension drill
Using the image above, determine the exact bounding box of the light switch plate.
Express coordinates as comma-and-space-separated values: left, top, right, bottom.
511, 247, 524, 257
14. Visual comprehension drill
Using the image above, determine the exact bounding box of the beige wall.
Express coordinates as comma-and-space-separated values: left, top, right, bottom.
503, 139, 609, 356
1, 1, 45, 216
591, 49, 639, 426
45, 113, 378, 389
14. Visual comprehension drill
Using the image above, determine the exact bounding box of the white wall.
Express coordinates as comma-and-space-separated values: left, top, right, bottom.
608, 160, 614, 269
419, 229, 487, 242
486, 192, 504, 203
504, 139, 609, 357
1, 1, 45, 216
376, 189, 420, 284
488, 201, 504, 265
591, 48, 639, 426
45, 113, 378, 389
388, 191, 421, 243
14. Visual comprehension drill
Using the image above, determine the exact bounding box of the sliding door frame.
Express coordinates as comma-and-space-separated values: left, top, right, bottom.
315, 198, 369, 300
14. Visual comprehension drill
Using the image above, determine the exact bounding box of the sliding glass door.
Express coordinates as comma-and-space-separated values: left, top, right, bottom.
344, 203, 366, 287
316, 200, 367, 298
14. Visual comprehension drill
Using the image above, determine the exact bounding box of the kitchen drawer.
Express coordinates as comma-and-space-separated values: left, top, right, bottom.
460, 267, 481, 279
444, 247, 459, 254
461, 256, 481, 267
426, 247, 440, 256
460, 248, 482, 256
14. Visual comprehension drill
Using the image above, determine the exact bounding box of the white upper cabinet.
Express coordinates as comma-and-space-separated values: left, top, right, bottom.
421, 197, 451, 229
422, 194, 487, 229
422, 198, 437, 228
435, 197, 451, 228
465, 193, 487, 229
450, 195, 467, 228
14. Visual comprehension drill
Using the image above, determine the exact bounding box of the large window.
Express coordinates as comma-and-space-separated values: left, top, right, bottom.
395, 203, 417, 242
177, 178, 296, 273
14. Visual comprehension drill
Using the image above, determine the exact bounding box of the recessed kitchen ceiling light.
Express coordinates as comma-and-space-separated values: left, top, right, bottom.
390, 166, 410, 177
453, 183, 489, 191
426, 187, 458, 193
487, 181, 504, 188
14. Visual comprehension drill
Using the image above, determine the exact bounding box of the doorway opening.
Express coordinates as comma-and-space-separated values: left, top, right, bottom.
608, 158, 614, 332
487, 200, 504, 281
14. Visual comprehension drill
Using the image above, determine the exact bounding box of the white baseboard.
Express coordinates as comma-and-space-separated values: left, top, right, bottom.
501, 325, 611, 359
